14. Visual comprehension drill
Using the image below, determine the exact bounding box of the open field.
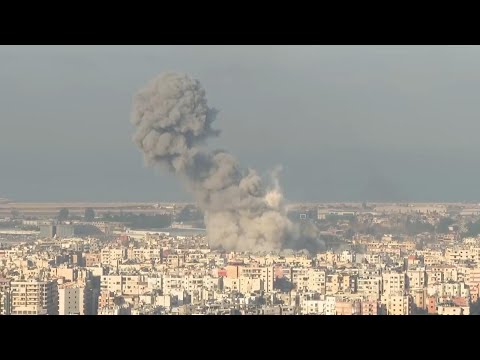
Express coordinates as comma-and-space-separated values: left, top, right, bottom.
0, 202, 191, 217
1, 201, 480, 218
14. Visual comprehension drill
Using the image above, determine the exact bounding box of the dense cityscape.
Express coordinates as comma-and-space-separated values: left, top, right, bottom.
3, 46, 480, 319
2, 201, 480, 315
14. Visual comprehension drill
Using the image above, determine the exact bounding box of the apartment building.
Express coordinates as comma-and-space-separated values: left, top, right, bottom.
58, 282, 86, 315
410, 288, 427, 313
335, 300, 361, 315
100, 248, 127, 266
238, 266, 274, 292
307, 268, 326, 294
303, 299, 326, 315
360, 299, 378, 315
291, 267, 309, 291
357, 276, 382, 300
127, 248, 162, 262
0, 278, 10, 315
50, 266, 78, 282
437, 305, 465, 315
381, 294, 412, 315
382, 272, 406, 295
406, 269, 426, 289
98, 290, 116, 310
10, 279, 58, 315
84, 252, 101, 267
100, 275, 147, 297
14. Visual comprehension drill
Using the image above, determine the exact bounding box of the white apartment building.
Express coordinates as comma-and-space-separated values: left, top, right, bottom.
340, 250, 355, 263
146, 276, 162, 292
303, 299, 326, 315
162, 276, 184, 294
202, 276, 222, 291
100, 275, 147, 297
465, 267, 480, 286
58, 283, 86, 315
239, 277, 262, 294
10, 279, 58, 315
239, 266, 274, 293
101, 248, 127, 266
325, 296, 336, 315
443, 281, 462, 297
407, 269, 426, 289
445, 247, 480, 263
357, 276, 382, 300
127, 248, 161, 262
382, 272, 406, 295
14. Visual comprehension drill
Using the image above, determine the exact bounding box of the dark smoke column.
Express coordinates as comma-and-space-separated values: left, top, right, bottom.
131, 72, 318, 252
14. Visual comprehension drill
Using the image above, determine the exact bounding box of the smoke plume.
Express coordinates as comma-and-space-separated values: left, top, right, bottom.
131, 72, 322, 253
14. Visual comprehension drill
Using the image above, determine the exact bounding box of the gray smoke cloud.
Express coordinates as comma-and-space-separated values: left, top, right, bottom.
131, 72, 323, 253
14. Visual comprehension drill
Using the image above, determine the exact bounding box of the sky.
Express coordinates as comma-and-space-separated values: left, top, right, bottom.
1, 45, 480, 203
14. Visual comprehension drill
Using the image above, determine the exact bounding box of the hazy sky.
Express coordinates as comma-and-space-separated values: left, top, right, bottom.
2, 45, 480, 203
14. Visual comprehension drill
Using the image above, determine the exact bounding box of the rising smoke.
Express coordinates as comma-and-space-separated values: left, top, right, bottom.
131, 72, 323, 253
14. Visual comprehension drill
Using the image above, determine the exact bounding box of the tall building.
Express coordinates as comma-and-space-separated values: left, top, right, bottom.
238, 266, 274, 292
0, 278, 11, 315
39, 225, 56, 238
10, 279, 59, 315
84, 277, 100, 315
58, 283, 86, 315
382, 272, 406, 295
56, 224, 75, 238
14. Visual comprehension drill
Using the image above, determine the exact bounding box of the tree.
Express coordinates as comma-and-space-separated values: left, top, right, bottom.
465, 220, 480, 238
10, 209, 19, 219
84, 208, 96, 222
436, 217, 455, 234
58, 208, 69, 221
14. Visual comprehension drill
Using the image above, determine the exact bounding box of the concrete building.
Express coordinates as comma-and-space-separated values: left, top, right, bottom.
0, 278, 11, 315
56, 224, 75, 238
381, 294, 412, 315
437, 305, 464, 315
382, 272, 406, 295
326, 274, 341, 295
291, 267, 310, 292
410, 288, 427, 313
10, 279, 58, 315
58, 282, 86, 315
51, 266, 78, 282
335, 300, 361, 315
357, 276, 382, 300
427, 296, 437, 314
360, 300, 378, 315
100, 248, 127, 266
84, 252, 101, 267
307, 269, 326, 294
98, 291, 116, 311
238, 277, 262, 294
100, 275, 147, 297
407, 269, 426, 289
239, 266, 274, 292
98, 304, 131, 315
303, 299, 326, 315
39, 224, 56, 238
